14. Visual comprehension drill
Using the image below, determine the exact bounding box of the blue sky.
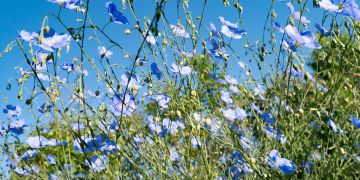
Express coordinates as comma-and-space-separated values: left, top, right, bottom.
0, 0, 325, 127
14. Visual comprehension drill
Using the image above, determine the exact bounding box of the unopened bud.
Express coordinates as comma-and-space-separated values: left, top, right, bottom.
154, 116, 161, 122
124, 29, 131, 35
191, 90, 197, 97
176, 110, 182, 117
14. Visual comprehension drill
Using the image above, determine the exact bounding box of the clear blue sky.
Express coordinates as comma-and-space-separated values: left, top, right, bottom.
0, 0, 324, 125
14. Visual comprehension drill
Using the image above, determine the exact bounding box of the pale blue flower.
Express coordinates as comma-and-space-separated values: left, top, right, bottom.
284, 25, 322, 50
86, 155, 107, 172
3, 104, 22, 118
222, 108, 237, 122
162, 118, 185, 135
71, 122, 85, 130
287, 2, 311, 24
121, 73, 140, 90
318, 0, 340, 12
18, 28, 71, 52
208, 48, 229, 60
48, 0, 81, 10
171, 63, 192, 76
37, 33, 71, 52
147, 116, 163, 134
224, 75, 238, 85
302, 160, 314, 174
170, 24, 190, 38
265, 126, 287, 144
49, 173, 59, 180
144, 32, 156, 45
47, 154, 57, 165
26, 136, 60, 148
273, 22, 285, 33
151, 63, 162, 79
191, 136, 202, 148
20, 149, 38, 160
98, 46, 113, 59
340, 0, 360, 22
220, 90, 233, 104
268, 149, 296, 175
237, 61, 250, 76
350, 115, 360, 128
210, 23, 220, 37
315, 23, 331, 36
235, 108, 247, 120
327, 118, 338, 132
261, 112, 275, 125
229, 85, 241, 94
106, 2, 129, 24
109, 93, 137, 116
9, 119, 27, 135
14, 167, 30, 176
39, 102, 53, 114
219, 16, 245, 39
62, 62, 75, 72
170, 148, 180, 161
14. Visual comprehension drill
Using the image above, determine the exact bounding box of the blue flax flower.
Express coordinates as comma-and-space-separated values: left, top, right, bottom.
121, 73, 140, 90
170, 148, 180, 161
170, 24, 190, 38
268, 149, 296, 175
109, 93, 137, 116
48, 0, 81, 10
350, 115, 360, 128
98, 46, 113, 59
318, 0, 341, 12
20, 149, 39, 160
46, 154, 57, 165
18, 28, 71, 52
284, 25, 322, 51
73, 134, 118, 154
261, 112, 275, 125
340, 0, 360, 22
315, 23, 331, 36
327, 118, 344, 134
86, 155, 107, 172
39, 102, 53, 114
287, 2, 311, 24
318, 0, 360, 21
26, 136, 62, 149
162, 118, 185, 135
170, 63, 192, 76
62, 62, 75, 72
302, 160, 314, 174
265, 126, 287, 144
9, 119, 27, 135
106, 2, 129, 24
219, 16, 245, 39
150, 63, 162, 79
0, 124, 7, 136
3, 104, 22, 118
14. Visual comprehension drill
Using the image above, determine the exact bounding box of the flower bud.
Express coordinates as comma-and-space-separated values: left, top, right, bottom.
148, 91, 153, 96
124, 29, 131, 35
250, 158, 256, 164
299, 108, 304, 115
340, 147, 346, 155
176, 110, 182, 117
154, 116, 161, 122
191, 90, 197, 97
